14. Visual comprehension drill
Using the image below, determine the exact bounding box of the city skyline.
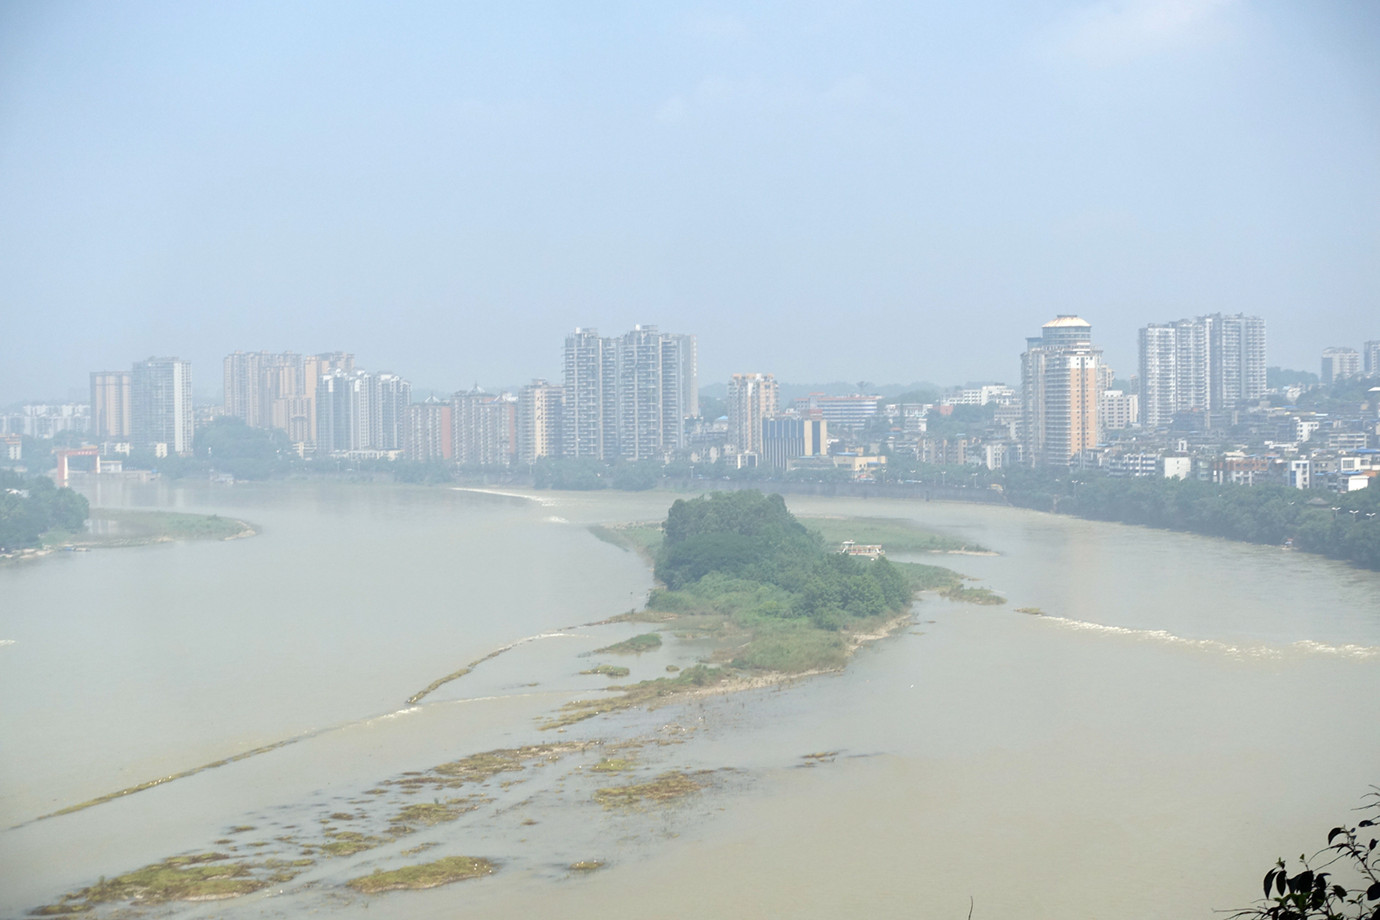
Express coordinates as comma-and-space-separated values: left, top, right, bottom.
2, 2, 1377, 404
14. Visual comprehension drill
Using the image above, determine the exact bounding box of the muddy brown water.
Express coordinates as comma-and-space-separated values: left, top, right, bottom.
1, 481, 1377, 919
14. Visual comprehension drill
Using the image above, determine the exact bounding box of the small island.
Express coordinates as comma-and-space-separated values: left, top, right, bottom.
545, 491, 1001, 729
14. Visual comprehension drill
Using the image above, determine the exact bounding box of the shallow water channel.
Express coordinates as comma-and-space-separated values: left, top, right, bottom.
1, 481, 1377, 919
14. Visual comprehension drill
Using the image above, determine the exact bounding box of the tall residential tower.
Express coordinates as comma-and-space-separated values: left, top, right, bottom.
1139, 314, 1265, 428
1021, 316, 1102, 467
726, 373, 778, 456
131, 357, 193, 455
562, 325, 697, 461
90, 370, 132, 440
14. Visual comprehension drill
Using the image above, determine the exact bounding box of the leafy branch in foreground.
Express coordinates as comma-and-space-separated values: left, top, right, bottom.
1231, 789, 1380, 920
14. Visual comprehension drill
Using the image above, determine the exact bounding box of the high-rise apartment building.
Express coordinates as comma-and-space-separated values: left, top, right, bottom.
316, 371, 367, 454
131, 357, 193, 455
404, 399, 453, 463
562, 329, 614, 460
452, 390, 516, 467
517, 380, 564, 466
1364, 341, 1380, 377
371, 373, 411, 451
1138, 314, 1265, 428
90, 370, 132, 440
224, 351, 355, 450
315, 368, 410, 454
1021, 316, 1102, 467
727, 373, 778, 455
1321, 347, 1361, 384
1357, 342, 1380, 377
561, 325, 697, 461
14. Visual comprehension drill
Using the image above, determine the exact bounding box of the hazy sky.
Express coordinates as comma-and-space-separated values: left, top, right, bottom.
2, 0, 1377, 402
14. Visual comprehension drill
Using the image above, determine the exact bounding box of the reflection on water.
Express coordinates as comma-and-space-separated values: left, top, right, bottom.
1, 482, 1377, 919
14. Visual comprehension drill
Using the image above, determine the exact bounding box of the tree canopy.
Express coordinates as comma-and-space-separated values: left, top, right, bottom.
655, 491, 912, 630
0, 470, 89, 550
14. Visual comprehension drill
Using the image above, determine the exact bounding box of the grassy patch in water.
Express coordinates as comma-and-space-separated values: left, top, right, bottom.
321, 832, 389, 857
345, 856, 494, 893
33, 852, 314, 913
940, 584, 1006, 605
386, 743, 592, 793
569, 860, 605, 872
591, 515, 986, 562
894, 561, 966, 592
593, 633, 662, 655
393, 800, 476, 826
593, 771, 711, 809
541, 665, 732, 730
801, 515, 987, 554
86, 510, 255, 543
719, 614, 853, 672
588, 522, 663, 559
581, 664, 631, 678
591, 757, 635, 773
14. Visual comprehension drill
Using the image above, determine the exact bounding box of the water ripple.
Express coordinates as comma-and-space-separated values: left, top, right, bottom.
1035, 615, 1380, 661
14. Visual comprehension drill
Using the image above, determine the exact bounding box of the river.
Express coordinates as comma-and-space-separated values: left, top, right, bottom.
1, 481, 1377, 919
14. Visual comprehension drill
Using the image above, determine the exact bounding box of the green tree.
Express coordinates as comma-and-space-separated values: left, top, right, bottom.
194, 417, 295, 479
0, 470, 90, 548
1232, 790, 1380, 920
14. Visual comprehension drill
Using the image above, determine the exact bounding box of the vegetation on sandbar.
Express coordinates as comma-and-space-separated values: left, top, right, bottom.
320, 831, 390, 857
386, 743, 592, 792
86, 509, 254, 543
593, 633, 662, 655
581, 664, 631, 678
542, 664, 732, 729
346, 856, 495, 893
593, 770, 712, 809
30, 853, 314, 913
647, 492, 915, 663
393, 799, 477, 827
939, 584, 1007, 605
801, 514, 988, 555
546, 493, 1011, 729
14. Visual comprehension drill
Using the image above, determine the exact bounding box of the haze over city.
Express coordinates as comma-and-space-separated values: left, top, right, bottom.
2, 0, 1377, 402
